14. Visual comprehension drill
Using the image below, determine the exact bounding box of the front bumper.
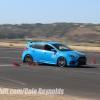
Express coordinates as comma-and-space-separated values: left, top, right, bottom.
67, 56, 87, 66
77, 56, 87, 65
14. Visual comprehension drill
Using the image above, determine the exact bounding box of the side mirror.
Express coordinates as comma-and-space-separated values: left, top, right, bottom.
51, 49, 57, 53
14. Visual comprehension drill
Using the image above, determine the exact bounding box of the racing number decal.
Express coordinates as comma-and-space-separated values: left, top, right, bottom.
52, 54, 56, 58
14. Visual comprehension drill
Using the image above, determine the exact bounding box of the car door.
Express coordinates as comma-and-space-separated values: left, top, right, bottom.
30, 43, 44, 63
42, 44, 58, 64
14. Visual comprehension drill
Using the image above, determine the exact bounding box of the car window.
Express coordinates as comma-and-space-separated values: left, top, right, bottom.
31, 44, 44, 50
52, 43, 73, 51
44, 44, 54, 51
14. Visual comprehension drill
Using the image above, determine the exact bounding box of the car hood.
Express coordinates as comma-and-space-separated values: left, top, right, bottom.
61, 50, 85, 57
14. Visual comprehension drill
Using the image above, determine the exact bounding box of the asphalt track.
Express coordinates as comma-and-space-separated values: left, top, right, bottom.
0, 47, 100, 100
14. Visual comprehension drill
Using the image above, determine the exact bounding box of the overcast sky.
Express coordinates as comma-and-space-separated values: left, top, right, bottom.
0, 0, 100, 24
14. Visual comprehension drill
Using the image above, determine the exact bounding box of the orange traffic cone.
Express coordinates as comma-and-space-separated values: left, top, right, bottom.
91, 58, 96, 64
12, 62, 20, 66
35, 62, 39, 66
26, 63, 31, 66
26, 62, 35, 66
30, 62, 35, 66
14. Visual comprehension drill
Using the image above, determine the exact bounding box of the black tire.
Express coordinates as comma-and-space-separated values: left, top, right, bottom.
57, 57, 67, 67
24, 55, 33, 64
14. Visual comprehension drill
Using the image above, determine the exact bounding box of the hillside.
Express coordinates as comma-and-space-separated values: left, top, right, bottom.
0, 23, 100, 43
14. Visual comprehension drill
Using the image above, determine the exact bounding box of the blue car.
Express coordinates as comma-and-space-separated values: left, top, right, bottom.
22, 42, 87, 67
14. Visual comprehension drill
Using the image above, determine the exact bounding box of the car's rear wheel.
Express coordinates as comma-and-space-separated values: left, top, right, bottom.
24, 55, 33, 64
57, 57, 67, 67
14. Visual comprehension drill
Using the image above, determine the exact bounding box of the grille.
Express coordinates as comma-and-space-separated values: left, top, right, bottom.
77, 57, 87, 63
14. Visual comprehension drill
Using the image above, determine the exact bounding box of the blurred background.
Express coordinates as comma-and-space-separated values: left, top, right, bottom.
0, 0, 100, 47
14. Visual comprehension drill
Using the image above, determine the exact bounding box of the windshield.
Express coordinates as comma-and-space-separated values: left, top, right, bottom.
52, 43, 73, 51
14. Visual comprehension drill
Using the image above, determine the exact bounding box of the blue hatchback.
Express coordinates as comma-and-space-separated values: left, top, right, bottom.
22, 42, 87, 67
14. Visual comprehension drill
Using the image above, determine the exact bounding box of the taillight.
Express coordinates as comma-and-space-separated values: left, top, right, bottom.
23, 47, 28, 51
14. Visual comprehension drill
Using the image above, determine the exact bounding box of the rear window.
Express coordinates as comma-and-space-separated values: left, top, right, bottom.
30, 44, 44, 50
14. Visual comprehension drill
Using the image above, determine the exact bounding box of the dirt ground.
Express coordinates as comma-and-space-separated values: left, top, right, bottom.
0, 93, 91, 100
0, 42, 100, 52
0, 87, 91, 100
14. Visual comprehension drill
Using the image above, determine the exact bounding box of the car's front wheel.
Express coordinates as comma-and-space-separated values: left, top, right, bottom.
24, 55, 33, 64
57, 57, 67, 67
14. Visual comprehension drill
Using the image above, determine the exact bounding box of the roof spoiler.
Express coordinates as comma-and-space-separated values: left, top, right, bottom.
27, 41, 42, 45
27, 42, 33, 45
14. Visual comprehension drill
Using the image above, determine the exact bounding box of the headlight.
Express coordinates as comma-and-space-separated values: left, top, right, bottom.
67, 54, 76, 58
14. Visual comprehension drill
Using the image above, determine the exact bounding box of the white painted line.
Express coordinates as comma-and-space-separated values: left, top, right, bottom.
0, 64, 13, 66
0, 57, 21, 59
87, 63, 100, 66
0, 77, 26, 85
0, 50, 21, 52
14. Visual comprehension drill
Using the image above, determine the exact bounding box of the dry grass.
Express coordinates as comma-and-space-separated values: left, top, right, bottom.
0, 42, 100, 52
69, 46, 100, 52
0, 42, 26, 48
67, 27, 100, 36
